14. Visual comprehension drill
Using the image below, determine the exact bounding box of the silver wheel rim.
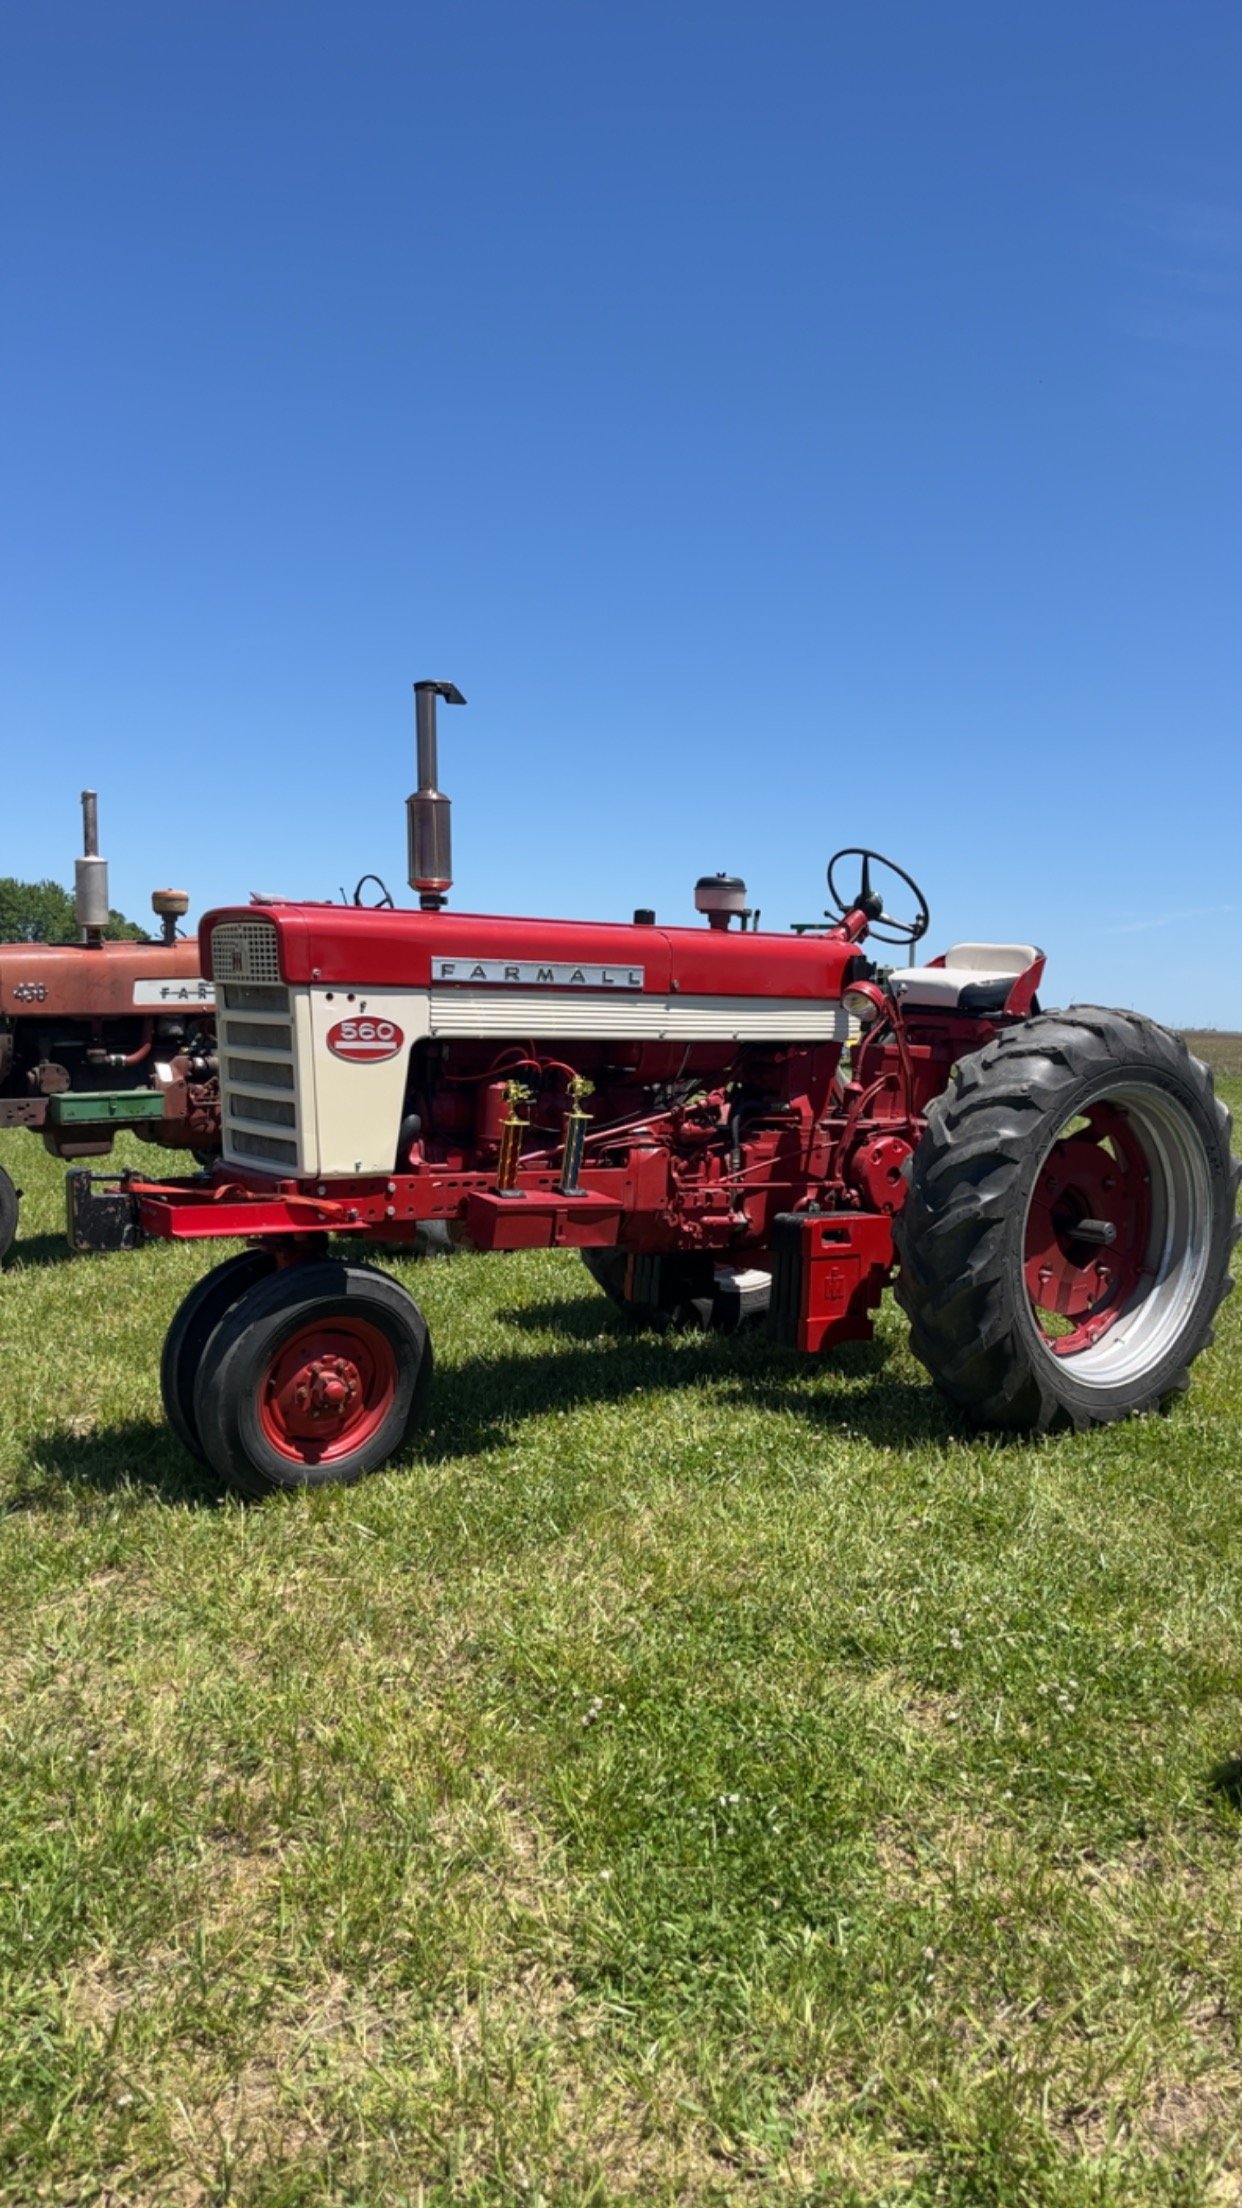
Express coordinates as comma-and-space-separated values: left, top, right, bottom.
1022, 1080, 1214, 1390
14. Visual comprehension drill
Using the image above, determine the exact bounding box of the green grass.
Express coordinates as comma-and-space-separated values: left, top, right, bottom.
1, 1074, 1240, 2207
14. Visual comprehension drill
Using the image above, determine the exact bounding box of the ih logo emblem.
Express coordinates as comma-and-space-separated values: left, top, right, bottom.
327, 1018, 406, 1064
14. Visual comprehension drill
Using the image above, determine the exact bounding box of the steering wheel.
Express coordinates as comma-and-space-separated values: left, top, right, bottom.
826, 848, 930, 948
350, 874, 395, 910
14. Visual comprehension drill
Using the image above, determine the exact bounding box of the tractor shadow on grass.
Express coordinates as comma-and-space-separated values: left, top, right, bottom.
491, 1295, 1084, 1456
4, 1232, 79, 1271
8, 1420, 233, 1514
17, 1305, 960, 1513
497, 1291, 898, 1359
420, 1296, 955, 1462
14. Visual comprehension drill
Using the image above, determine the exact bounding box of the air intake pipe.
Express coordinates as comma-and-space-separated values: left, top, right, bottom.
407, 680, 465, 910
75, 790, 110, 947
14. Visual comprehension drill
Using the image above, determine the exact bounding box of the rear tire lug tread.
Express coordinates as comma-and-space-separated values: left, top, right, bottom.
894, 1005, 1236, 1433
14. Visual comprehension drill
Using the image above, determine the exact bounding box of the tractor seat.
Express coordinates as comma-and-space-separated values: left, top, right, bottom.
887, 942, 1042, 1015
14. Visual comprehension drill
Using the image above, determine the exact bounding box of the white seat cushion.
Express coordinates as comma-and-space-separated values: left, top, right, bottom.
942, 943, 1040, 974
888, 942, 1040, 1011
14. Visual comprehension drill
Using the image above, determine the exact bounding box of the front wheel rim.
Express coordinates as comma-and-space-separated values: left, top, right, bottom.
1022, 1082, 1214, 1389
258, 1316, 398, 1464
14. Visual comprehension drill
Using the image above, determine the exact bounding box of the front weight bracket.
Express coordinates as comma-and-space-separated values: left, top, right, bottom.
65, 1169, 145, 1255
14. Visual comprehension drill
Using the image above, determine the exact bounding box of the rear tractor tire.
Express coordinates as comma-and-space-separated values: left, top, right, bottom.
894, 1007, 1240, 1432
190, 1259, 433, 1497
0, 1165, 20, 1265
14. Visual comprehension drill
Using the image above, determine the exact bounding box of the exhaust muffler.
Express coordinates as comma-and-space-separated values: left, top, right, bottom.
75, 790, 110, 946
406, 680, 465, 911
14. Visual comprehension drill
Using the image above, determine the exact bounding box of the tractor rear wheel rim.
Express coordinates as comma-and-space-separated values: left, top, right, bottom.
1022, 1084, 1213, 1386
259, 1317, 398, 1464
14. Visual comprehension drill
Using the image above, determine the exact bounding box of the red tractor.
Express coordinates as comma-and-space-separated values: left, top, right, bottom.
117, 683, 1239, 1497
0, 793, 217, 1260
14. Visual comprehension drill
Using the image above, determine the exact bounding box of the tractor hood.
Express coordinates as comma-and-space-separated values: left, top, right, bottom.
201, 903, 859, 1003
0, 939, 210, 1021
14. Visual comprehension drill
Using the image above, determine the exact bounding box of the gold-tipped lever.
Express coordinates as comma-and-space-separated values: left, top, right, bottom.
495, 1082, 533, 1196
558, 1076, 594, 1196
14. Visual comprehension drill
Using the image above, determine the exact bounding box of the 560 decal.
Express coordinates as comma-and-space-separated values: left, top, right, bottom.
326, 1017, 406, 1064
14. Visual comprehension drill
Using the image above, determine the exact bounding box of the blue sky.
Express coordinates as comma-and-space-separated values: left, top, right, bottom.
2, 2, 1239, 1025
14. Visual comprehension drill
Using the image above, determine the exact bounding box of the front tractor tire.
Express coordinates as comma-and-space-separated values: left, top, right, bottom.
189, 1259, 433, 1497
160, 1248, 278, 1464
894, 1008, 1240, 1433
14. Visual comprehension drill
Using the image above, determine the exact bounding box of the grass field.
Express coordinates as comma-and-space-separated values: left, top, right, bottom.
1, 1053, 1240, 2206
1182, 1036, 1242, 1081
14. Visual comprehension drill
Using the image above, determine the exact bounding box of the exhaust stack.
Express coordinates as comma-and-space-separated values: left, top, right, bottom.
75, 790, 110, 946
407, 680, 465, 910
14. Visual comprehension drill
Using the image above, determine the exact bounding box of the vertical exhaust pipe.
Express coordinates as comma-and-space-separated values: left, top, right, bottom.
407, 680, 465, 910
75, 790, 110, 946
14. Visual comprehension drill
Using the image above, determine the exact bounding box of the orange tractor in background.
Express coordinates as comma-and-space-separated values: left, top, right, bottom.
0, 792, 217, 1259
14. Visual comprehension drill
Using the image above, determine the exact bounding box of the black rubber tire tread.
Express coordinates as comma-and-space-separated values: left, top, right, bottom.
578, 1248, 769, 1333
580, 1248, 637, 1313
192, 1259, 432, 1498
365, 1222, 458, 1260
160, 1250, 278, 1465
893, 1006, 1241, 1432
0, 1165, 19, 1265
414, 1221, 456, 1259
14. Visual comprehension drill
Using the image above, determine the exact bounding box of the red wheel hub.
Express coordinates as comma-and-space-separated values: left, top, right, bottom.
259, 1317, 398, 1464
1024, 1103, 1152, 1356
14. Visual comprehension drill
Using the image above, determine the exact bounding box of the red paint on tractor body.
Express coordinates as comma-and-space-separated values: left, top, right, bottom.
769, 1212, 894, 1354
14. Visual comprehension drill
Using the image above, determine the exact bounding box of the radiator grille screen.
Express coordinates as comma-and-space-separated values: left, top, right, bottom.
210, 921, 282, 985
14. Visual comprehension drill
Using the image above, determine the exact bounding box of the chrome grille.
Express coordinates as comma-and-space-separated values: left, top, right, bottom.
225, 1055, 294, 1090
222, 1019, 292, 1051
219, 979, 299, 1170
231, 1128, 301, 1166
222, 982, 288, 1013
232, 1092, 296, 1127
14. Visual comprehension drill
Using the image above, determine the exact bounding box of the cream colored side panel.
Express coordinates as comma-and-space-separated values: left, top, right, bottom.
305, 989, 429, 1177
428, 990, 848, 1043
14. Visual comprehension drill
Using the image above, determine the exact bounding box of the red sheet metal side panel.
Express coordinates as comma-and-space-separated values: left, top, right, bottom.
657, 926, 855, 1001
199, 904, 856, 1003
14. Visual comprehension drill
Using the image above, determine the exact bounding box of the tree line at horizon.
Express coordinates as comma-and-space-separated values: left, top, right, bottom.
0, 875, 148, 944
